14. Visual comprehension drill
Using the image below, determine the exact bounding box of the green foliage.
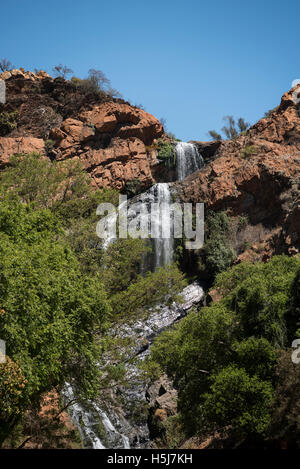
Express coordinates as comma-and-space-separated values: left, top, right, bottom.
0, 200, 111, 444
269, 349, 300, 441
208, 116, 250, 141
0, 111, 18, 136
0, 153, 187, 446
156, 139, 176, 167
0, 153, 90, 209
149, 255, 300, 441
237, 215, 249, 231
44, 139, 56, 155
240, 145, 258, 158
122, 179, 143, 198
71, 69, 121, 99
217, 255, 300, 345
203, 366, 273, 436
101, 238, 150, 295
197, 211, 236, 280
110, 263, 186, 322
0, 357, 28, 444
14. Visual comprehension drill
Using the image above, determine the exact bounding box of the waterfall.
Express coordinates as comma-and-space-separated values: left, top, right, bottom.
144, 183, 174, 269
65, 283, 204, 449
65, 144, 206, 449
175, 142, 204, 181
102, 182, 174, 270
127, 182, 174, 268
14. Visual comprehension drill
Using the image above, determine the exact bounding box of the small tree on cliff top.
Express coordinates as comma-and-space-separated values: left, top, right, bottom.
52, 64, 73, 79
208, 115, 250, 141
0, 59, 14, 72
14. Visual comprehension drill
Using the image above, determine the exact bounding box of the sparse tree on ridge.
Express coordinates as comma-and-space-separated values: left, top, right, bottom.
52, 64, 73, 79
0, 58, 14, 72
208, 130, 222, 140
208, 115, 250, 141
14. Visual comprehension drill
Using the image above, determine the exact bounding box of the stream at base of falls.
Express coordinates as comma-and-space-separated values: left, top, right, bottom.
64, 282, 204, 449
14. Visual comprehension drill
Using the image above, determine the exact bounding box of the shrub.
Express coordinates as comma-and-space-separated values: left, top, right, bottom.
71, 69, 121, 99
122, 179, 143, 198
240, 145, 258, 158
0, 201, 110, 445
208, 116, 250, 141
0, 111, 18, 136
197, 211, 236, 280
156, 139, 176, 167
44, 139, 56, 156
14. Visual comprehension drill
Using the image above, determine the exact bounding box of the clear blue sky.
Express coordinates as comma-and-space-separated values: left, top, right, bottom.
1, 0, 300, 141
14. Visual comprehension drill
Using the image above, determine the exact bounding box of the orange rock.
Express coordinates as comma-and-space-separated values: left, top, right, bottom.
0, 137, 45, 167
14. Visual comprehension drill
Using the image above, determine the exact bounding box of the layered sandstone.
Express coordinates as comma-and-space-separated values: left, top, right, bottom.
0, 69, 163, 189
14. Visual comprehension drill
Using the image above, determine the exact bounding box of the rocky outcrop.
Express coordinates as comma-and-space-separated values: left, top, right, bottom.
48, 102, 163, 189
189, 140, 222, 161
176, 85, 300, 261
0, 69, 164, 189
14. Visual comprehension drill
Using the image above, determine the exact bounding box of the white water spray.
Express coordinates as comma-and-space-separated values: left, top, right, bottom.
175, 142, 204, 181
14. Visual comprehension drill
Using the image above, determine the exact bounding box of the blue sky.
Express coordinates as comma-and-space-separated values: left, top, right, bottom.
1, 0, 299, 141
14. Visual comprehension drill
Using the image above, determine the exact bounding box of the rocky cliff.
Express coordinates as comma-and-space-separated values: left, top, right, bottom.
1, 69, 299, 261
0, 69, 164, 189
177, 86, 300, 262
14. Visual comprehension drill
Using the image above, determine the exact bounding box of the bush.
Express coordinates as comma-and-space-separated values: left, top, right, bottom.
52, 64, 73, 79
203, 366, 273, 437
197, 211, 236, 280
208, 116, 250, 141
44, 139, 56, 156
156, 139, 176, 167
71, 69, 121, 99
240, 145, 258, 158
122, 179, 144, 198
149, 255, 300, 442
0, 201, 110, 445
0, 153, 91, 209
0, 111, 18, 136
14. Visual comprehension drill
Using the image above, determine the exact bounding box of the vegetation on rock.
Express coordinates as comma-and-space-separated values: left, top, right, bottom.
147, 255, 300, 446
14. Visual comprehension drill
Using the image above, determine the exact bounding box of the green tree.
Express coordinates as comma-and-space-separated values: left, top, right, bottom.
203, 366, 273, 437
0, 153, 91, 209
0, 202, 110, 445
149, 255, 300, 442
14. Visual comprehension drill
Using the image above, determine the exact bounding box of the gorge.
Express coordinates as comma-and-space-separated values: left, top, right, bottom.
0, 69, 299, 450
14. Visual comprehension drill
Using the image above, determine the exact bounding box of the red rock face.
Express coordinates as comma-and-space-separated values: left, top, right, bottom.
177, 86, 300, 260
0, 137, 45, 167
0, 70, 164, 189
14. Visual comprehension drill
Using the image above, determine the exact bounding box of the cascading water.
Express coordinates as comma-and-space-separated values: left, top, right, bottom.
64, 283, 204, 449
175, 142, 204, 181
65, 143, 206, 449
102, 182, 174, 270
151, 183, 174, 268
131, 183, 174, 269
